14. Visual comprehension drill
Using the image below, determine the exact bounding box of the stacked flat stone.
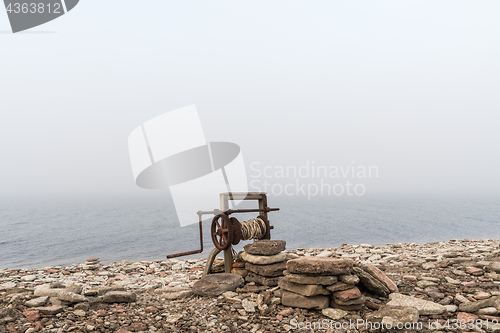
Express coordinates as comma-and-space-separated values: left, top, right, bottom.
238, 240, 288, 287
279, 257, 364, 310
81, 257, 101, 271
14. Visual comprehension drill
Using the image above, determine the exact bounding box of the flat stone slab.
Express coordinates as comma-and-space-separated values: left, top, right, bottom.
332, 287, 361, 302
245, 273, 280, 286
387, 293, 447, 315
477, 307, 498, 315
5, 287, 28, 295
244, 240, 286, 256
102, 291, 137, 303
282, 271, 338, 285
286, 257, 353, 276
326, 282, 353, 293
353, 267, 390, 297
281, 290, 329, 309
21, 275, 37, 281
156, 285, 193, 300
155, 285, 189, 294
25, 296, 49, 307
32, 305, 65, 315
332, 295, 366, 306
458, 296, 499, 313
192, 273, 244, 297
358, 263, 398, 293
245, 261, 287, 277
162, 290, 193, 300
34, 286, 61, 297
0, 282, 17, 291
278, 279, 330, 297
329, 302, 362, 311
57, 291, 87, 303
365, 306, 419, 325
84, 286, 126, 297
240, 252, 287, 265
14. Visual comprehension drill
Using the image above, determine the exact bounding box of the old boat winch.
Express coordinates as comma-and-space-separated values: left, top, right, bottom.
166, 192, 279, 276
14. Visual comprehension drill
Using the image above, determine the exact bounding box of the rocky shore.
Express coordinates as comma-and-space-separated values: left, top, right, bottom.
2, 238, 500, 333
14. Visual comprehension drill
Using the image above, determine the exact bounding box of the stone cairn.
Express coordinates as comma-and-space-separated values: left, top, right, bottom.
277, 257, 360, 310
234, 240, 288, 287
277, 257, 399, 315
81, 257, 102, 271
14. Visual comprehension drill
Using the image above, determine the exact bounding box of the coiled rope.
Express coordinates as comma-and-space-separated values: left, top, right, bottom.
240, 217, 266, 240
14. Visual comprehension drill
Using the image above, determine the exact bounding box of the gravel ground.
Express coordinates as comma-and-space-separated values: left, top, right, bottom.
2, 238, 500, 333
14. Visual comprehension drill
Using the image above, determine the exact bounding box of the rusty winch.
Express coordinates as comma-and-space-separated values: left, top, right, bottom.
167, 192, 279, 275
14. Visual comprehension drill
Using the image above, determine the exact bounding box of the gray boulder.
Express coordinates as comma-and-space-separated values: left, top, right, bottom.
102, 291, 137, 303
244, 240, 286, 256
193, 273, 244, 297
387, 293, 446, 315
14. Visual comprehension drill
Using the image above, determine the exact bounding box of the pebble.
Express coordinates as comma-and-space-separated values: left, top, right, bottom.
445, 304, 458, 313
1, 238, 499, 332
477, 307, 498, 315
321, 308, 347, 320
475, 291, 491, 300
166, 314, 182, 324
242, 298, 256, 312
455, 294, 470, 303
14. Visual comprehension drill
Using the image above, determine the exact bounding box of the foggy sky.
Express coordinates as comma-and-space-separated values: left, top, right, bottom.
1, 1, 499, 198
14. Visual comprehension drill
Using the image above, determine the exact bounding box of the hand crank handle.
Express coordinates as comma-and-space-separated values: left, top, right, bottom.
166, 220, 203, 259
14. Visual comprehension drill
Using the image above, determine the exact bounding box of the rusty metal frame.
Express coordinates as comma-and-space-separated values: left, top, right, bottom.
166, 192, 279, 269
166, 209, 220, 259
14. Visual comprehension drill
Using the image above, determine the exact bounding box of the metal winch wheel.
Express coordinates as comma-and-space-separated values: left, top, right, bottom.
211, 213, 234, 251
211, 213, 271, 250
231, 217, 242, 245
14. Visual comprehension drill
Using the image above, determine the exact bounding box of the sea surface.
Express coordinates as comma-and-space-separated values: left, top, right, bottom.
1, 194, 499, 269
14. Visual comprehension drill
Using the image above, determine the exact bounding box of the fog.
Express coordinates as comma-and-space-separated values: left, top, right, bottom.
1, 1, 499, 199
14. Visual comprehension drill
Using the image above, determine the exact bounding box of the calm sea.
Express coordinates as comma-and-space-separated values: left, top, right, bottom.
1, 194, 499, 269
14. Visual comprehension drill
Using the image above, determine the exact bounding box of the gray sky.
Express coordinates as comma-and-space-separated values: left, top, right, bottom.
1, 1, 499, 198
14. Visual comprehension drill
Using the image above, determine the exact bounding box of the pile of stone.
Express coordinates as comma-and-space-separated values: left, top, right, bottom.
278, 257, 362, 309
24, 281, 137, 321
238, 240, 288, 287
277, 257, 399, 312
81, 257, 102, 271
